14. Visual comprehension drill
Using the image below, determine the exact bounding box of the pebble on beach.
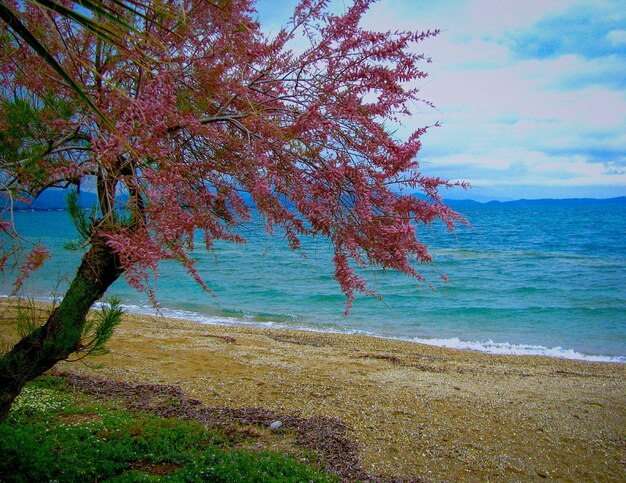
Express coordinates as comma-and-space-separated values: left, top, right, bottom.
270, 420, 283, 431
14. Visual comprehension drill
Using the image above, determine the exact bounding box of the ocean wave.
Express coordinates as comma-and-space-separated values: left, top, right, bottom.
433, 248, 624, 266
3, 295, 624, 364
116, 301, 626, 363
405, 336, 626, 363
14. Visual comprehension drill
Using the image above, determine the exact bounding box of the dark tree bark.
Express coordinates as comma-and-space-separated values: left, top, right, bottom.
0, 236, 122, 421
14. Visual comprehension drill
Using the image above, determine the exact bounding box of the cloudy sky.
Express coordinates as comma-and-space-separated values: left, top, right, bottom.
255, 0, 626, 201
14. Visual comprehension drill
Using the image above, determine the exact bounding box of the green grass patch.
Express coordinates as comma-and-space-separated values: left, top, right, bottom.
0, 376, 334, 482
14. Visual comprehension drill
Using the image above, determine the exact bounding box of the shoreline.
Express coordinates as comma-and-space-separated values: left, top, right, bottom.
121, 302, 626, 363
1, 298, 625, 481
3, 295, 624, 364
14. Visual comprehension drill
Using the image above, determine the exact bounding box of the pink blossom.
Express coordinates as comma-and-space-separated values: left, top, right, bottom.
1, 0, 466, 311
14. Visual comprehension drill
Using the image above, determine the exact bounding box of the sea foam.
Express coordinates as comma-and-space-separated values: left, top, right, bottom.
116, 301, 626, 364
406, 336, 626, 363
4, 294, 624, 363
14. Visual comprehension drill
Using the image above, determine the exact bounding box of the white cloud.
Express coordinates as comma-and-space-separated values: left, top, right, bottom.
255, 0, 626, 199
606, 29, 626, 46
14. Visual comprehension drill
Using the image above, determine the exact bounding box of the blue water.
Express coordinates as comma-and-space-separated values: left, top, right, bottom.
2, 201, 625, 362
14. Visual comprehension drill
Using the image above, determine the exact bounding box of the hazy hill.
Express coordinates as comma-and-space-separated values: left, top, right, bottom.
4, 190, 98, 210
446, 196, 626, 209
5, 188, 625, 211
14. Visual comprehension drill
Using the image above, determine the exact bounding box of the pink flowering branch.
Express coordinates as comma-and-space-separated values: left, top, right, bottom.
1, 0, 467, 311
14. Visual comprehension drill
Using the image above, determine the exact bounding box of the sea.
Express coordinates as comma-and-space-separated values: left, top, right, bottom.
2, 199, 625, 363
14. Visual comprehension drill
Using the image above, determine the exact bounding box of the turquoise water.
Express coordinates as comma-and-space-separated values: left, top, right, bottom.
2, 201, 625, 362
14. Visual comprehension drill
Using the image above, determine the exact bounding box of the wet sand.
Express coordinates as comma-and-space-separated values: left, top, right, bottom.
1, 299, 624, 481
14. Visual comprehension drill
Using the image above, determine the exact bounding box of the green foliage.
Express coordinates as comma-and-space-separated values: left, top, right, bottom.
65, 189, 97, 249
14, 300, 41, 339
64, 297, 124, 365
175, 449, 331, 482
80, 297, 123, 358
0, 376, 335, 482
0, 93, 75, 146
6, 296, 122, 369
7, 377, 73, 422
0, 96, 45, 169
0, 92, 81, 193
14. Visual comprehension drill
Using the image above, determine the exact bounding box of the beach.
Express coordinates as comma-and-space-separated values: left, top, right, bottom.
1, 298, 624, 481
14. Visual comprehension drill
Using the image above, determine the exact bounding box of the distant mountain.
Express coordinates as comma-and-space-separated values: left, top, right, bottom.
4, 187, 626, 211
446, 196, 626, 208
4, 190, 98, 210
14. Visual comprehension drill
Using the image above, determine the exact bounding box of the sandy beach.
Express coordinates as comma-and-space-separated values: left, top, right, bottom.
1, 298, 624, 481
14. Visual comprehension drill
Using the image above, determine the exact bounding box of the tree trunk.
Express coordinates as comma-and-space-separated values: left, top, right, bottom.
0, 236, 122, 422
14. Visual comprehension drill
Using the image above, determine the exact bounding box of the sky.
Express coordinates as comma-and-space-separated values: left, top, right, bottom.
254, 0, 626, 201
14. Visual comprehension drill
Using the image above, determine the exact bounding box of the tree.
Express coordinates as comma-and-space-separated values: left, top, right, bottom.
0, 0, 465, 421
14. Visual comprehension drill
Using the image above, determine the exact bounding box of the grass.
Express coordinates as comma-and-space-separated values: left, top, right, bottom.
0, 375, 336, 482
